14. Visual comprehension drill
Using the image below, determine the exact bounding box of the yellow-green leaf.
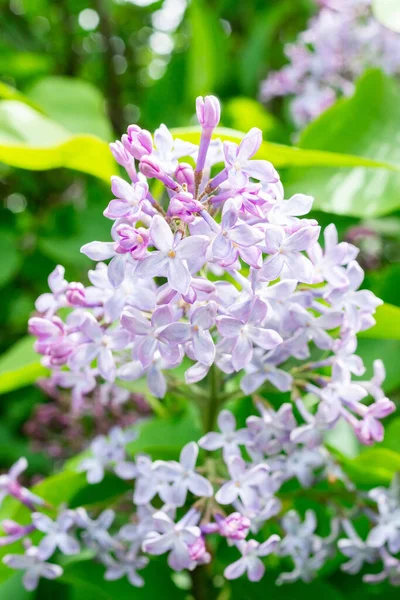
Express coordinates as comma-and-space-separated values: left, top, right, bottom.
173, 126, 400, 171
359, 303, 400, 340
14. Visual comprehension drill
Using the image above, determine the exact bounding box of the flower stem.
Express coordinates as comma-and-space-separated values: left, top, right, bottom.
204, 364, 221, 434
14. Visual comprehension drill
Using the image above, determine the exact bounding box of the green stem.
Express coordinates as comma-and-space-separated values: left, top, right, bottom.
204, 364, 221, 434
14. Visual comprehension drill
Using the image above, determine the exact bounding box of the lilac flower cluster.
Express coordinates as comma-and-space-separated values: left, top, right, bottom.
28, 95, 388, 449
261, 0, 400, 126
2, 94, 393, 591
24, 378, 150, 459
2, 419, 400, 591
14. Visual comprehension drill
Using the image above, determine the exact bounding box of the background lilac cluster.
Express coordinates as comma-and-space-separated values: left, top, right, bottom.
261, 0, 400, 126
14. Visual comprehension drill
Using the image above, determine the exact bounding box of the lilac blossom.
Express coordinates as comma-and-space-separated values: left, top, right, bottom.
216, 298, 282, 371
159, 302, 217, 366
68, 314, 130, 382
102, 550, 149, 587
135, 215, 209, 295
142, 509, 201, 571
103, 178, 149, 220
212, 199, 264, 268
0, 458, 44, 509
3, 546, 63, 591
259, 225, 320, 283
215, 456, 269, 507
154, 442, 213, 507
79, 427, 137, 483
76, 508, 120, 552
198, 410, 250, 459
220, 128, 278, 189
224, 536, 280, 581
32, 510, 80, 559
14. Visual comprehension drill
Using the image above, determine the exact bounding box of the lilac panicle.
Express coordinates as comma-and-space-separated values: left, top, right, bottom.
13, 93, 396, 592
261, 1, 400, 126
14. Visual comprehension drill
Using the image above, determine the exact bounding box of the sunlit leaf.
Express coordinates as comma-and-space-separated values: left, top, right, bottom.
173, 125, 400, 170
343, 448, 400, 486
0, 101, 68, 145
0, 337, 47, 395
284, 70, 400, 217
0, 82, 42, 111
359, 303, 400, 340
0, 101, 114, 181
223, 97, 280, 139
26, 77, 113, 141
0, 136, 114, 182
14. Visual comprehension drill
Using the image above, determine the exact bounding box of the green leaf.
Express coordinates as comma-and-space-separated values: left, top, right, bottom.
26, 77, 113, 141
356, 338, 400, 394
173, 125, 400, 170
230, 576, 346, 600
0, 574, 34, 599
223, 97, 280, 139
373, 0, 400, 32
0, 101, 115, 182
284, 70, 400, 217
127, 407, 202, 460
342, 448, 400, 486
0, 135, 114, 182
0, 337, 47, 395
0, 231, 21, 287
0, 101, 68, 145
0, 82, 42, 112
359, 303, 400, 340
382, 417, 400, 453
61, 557, 186, 600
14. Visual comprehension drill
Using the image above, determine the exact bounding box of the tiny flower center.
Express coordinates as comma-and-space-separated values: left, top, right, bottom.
101, 335, 112, 347
234, 160, 242, 171
235, 481, 241, 488
168, 250, 176, 258
137, 235, 143, 244
193, 325, 199, 332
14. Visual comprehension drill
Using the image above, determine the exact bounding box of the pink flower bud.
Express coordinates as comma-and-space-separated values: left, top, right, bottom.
167, 191, 202, 223
66, 283, 86, 307
188, 536, 210, 564
196, 95, 221, 129
122, 125, 153, 159
139, 155, 162, 179
114, 225, 149, 259
140, 156, 179, 191
109, 141, 131, 168
175, 162, 195, 194
216, 512, 251, 540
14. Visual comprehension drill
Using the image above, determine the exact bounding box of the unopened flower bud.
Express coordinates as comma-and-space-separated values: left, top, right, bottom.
140, 156, 179, 191
196, 95, 221, 129
175, 162, 195, 194
66, 283, 86, 307
122, 125, 153, 160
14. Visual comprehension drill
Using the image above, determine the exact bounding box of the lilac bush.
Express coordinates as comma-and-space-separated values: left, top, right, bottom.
261, 0, 400, 126
1, 95, 399, 593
